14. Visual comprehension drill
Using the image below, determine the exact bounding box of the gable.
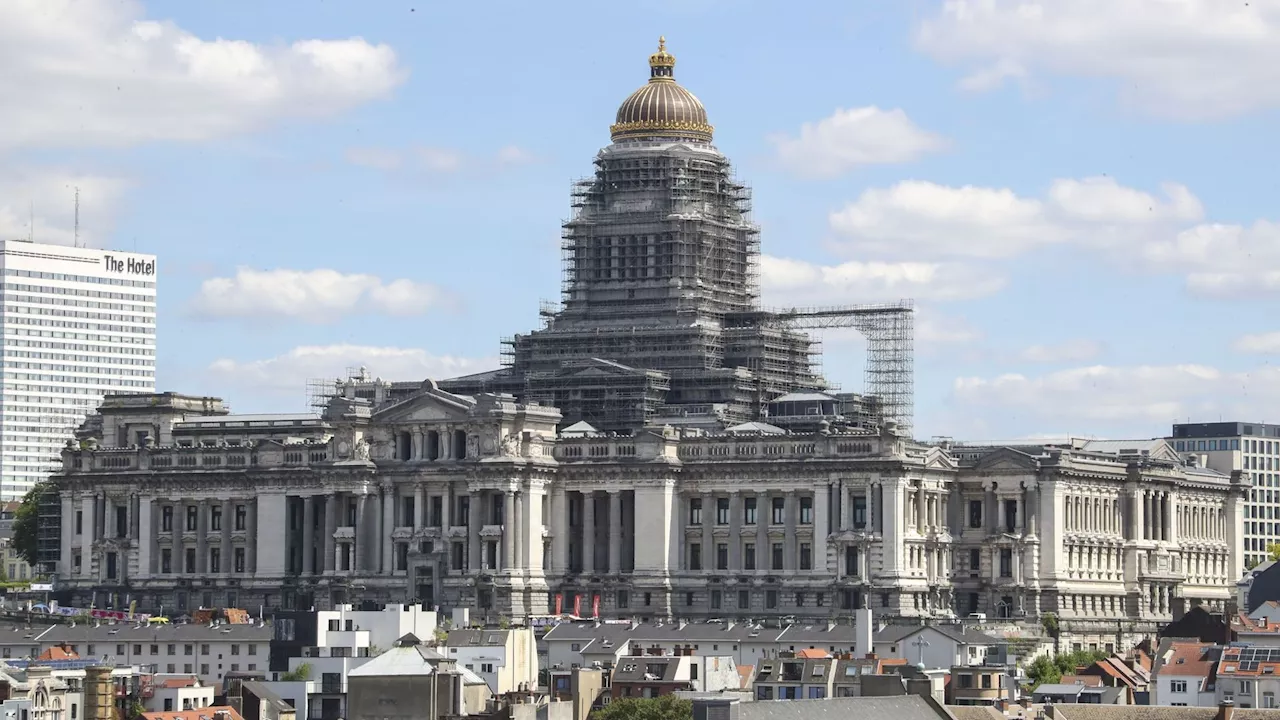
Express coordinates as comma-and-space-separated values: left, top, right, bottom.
1145, 439, 1181, 462
372, 389, 473, 424
972, 447, 1039, 472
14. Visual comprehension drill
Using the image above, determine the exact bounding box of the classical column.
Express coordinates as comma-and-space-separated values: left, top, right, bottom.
138, 498, 152, 578
323, 495, 337, 573
814, 486, 829, 573
503, 490, 516, 571
380, 487, 393, 573
355, 494, 369, 572
864, 485, 873, 531
784, 491, 797, 571
247, 499, 258, 574
701, 492, 714, 571
219, 500, 232, 576
302, 496, 316, 576
729, 493, 742, 570
608, 491, 622, 574
410, 428, 421, 460
755, 492, 768, 572
173, 502, 186, 575
916, 488, 927, 533
514, 491, 525, 572
415, 484, 427, 528
582, 492, 596, 573
550, 487, 567, 574
468, 492, 482, 571
196, 500, 209, 573
446, 483, 456, 527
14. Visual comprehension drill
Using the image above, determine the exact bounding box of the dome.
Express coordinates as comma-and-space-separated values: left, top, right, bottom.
610, 37, 714, 143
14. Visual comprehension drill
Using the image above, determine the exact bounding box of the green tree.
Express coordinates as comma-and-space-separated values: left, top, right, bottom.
11, 483, 48, 568
281, 662, 313, 682
1025, 649, 1110, 690
593, 695, 691, 720
1266, 543, 1280, 562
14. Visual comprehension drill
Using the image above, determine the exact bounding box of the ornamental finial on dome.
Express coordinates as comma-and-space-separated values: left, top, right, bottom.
649, 36, 675, 79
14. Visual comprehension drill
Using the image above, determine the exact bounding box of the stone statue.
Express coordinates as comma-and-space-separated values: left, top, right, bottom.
501, 433, 521, 457
354, 439, 371, 461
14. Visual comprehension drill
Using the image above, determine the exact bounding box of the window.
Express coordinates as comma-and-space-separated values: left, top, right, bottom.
766, 590, 778, 609
184, 644, 193, 656
845, 546, 859, 576
234, 547, 245, 574
161, 549, 172, 574
76, 510, 83, 535
969, 548, 980, 575
738, 590, 750, 609
1004, 500, 1017, 533
231, 645, 240, 656
711, 590, 722, 610
772, 543, 784, 570
234, 504, 246, 531
116, 644, 125, 656
481, 663, 495, 674
795, 592, 805, 607
799, 543, 812, 570
150, 645, 158, 655
716, 497, 729, 525
686, 592, 694, 607
162, 506, 173, 532
744, 497, 757, 524
167, 644, 176, 655
689, 543, 702, 571
981, 674, 992, 689
210, 548, 220, 574
853, 495, 867, 529
186, 505, 198, 531
744, 543, 756, 570
800, 496, 813, 524
200, 644, 209, 655
716, 543, 728, 570
200, 664, 209, 675
247, 645, 257, 655
968, 500, 982, 528
132, 644, 141, 655
689, 498, 702, 525
617, 590, 629, 609
211, 505, 222, 531
999, 549, 1012, 578
185, 548, 196, 574
771, 497, 785, 524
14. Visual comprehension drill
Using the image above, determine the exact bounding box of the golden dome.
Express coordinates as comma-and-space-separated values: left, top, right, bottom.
610, 37, 714, 143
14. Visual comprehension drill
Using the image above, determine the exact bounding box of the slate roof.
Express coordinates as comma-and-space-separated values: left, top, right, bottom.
873, 623, 1000, 646
1048, 707, 1280, 720
347, 644, 448, 677
39, 623, 270, 644
753, 658, 834, 684
612, 657, 683, 684
736, 695, 953, 720
945, 707, 1004, 720
446, 629, 511, 646
544, 619, 877, 653
1033, 683, 1087, 697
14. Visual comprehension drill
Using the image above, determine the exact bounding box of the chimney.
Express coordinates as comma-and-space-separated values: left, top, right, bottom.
1218, 699, 1235, 720
855, 607, 873, 659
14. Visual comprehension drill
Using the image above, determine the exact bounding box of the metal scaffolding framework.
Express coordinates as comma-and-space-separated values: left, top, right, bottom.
728, 301, 915, 433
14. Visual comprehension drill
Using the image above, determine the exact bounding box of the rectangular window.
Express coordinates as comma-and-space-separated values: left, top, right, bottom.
968, 500, 982, 528
689, 498, 702, 525
162, 506, 173, 532
771, 497, 785, 524
161, 549, 172, 574
771, 543, 784, 570
845, 546, 859, 576
233, 547, 245, 574
738, 590, 750, 609
76, 510, 83, 535
186, 505, 198, 531
233, 504, 246, 531
402, 497, 415, 527
716, 543, 728, 570
853, 495, 867, 529
209, 548, 220, 574
716, 497, 729, 524
185, 548, 196, 574
744, 543, 756, 571
710, 590, 722, 610
459, 496, 470, 526
799, 543, 812, 570
999, 549, 1012, 578
1170, 680, 1188, 693
430, 496, 443, 527
689, 543, 702, 571
744, 497, 757, 525
617, 590, 628, 609
799, 496, 813, 524
210, 505, 222, 531
766, 590, 778, 609
969, 548, 980, 575
1004, 500, 1017, 533
686, 592, 694, 607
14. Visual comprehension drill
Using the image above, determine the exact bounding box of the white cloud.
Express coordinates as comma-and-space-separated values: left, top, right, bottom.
916, 310, 984, 349
208, 345, 498, 401
344, 145, 533, 174
952, 363, 1280, 435
189, 268, 449, 322
829, 176, 1202, 260
1234, 332, 1280, 355
1017, 339, 1103, 364
0, 0, 404, 150
1144, 221, 1280, 298
771, 107, 946, 179
759, 254, 1005, 305
915, 0, 1280, 118
0, 168, 130, 247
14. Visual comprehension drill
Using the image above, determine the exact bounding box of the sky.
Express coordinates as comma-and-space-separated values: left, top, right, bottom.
4, 0, 1280, 442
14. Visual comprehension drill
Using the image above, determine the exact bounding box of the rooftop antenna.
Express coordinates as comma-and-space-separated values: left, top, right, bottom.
74, 187, 80, 247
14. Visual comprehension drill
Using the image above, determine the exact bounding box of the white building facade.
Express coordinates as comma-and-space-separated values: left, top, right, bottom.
0, 240, 156, 498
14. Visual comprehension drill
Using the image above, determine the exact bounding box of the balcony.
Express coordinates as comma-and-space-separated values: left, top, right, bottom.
308, 708, 344, 720
320, 679, 344, 695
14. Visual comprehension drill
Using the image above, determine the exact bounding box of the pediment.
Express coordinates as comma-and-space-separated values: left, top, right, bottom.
922, 446, 957, 470
973, 447, 1040, 472
373, 388, 474, 424
1146, 440, 1181, 462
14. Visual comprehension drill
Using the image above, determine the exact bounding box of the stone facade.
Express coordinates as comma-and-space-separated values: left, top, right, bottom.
49, 388, 1245, 641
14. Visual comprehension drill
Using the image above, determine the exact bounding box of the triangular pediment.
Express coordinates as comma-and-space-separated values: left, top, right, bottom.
1146, 440, 1181, 462
372, 384, 474, 424
922, 446, 958, 470
973, 447, 1040, 472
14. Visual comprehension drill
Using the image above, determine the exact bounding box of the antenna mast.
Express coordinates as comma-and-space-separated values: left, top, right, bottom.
74, 187, 80, 247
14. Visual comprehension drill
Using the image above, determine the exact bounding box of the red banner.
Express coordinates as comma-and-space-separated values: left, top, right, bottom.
573, 595, 582, 617
592, 594, 600, 619
555, 594, 563, 615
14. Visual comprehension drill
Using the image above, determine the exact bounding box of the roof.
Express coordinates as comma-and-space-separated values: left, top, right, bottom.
795, 648, 830, 659
1235, 609, 1280, 635
446, 628, 512, 646
874, 623, 999, 646
156, 676, 201, 689
946, 707, 1004, 720
38, 646, 78, 661
348, 645, 447, 678
1033, 683, 1087, 696
1059, 674, 1103, 687
544, 619, 870, 651
736, 695, 952, 720
140, 705, 243, 720
1153, 641, 1219, 680
1046, 707, 1280, 720
770, 392, 837, 403
613, 657, 684, 684
39, 623, 271, 644
725, 421, 785, 435
561, 421, 599, 436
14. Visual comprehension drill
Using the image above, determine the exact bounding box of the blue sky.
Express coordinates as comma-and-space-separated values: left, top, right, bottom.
5, 0, 1280, 440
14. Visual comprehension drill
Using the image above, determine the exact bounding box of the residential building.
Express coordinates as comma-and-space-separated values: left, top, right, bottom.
611, 654, 736, 699
147, 675, 215, 714
1170, 421, 1280, 568
444, 628, 537, 695
346, 634, 491, 720
140, 706, 243, 720
1151, 640, 1222, 706
0, 240, 156, 501
751, 656, 836, 700
1031, 683, 1125, 704
1215, 645, 1280, 708
873, 624, 1000, 668
950, 665, 1013, 705
694, 695, 956, 720
1233, 603, 1280, 646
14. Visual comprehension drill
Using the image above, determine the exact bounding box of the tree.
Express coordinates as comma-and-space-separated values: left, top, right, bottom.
1025, 649, 1110, 690
11, 483, 48, 568
593, 695, 691, 720
281, 662, 313, 682
1266, 543, 1280, 562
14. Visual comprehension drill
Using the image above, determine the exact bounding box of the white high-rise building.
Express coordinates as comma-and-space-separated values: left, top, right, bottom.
0, 240, 156, 498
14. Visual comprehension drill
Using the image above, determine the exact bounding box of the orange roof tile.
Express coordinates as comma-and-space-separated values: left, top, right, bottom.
1160, 642, 1217, 679
38, 646, 78, 661
140, 705, 243, 720
158, 677, 200, 689
796, 649, 830, 659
